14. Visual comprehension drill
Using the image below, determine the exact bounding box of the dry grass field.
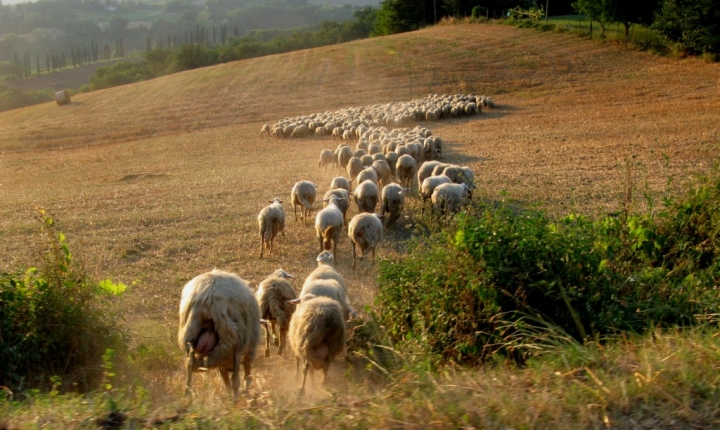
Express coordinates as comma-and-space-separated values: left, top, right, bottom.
1, 22, 720, 427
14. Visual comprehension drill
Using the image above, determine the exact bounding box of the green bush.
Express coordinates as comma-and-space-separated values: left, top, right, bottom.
0, 85, 54, 113
376, 174, 720, 364
0, 210, 126, 392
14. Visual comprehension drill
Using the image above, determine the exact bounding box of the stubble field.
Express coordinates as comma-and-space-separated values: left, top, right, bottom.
1, 22, 719, 425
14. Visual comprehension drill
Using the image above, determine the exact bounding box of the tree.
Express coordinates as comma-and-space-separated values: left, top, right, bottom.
653, 0, 720, 54
573, 0, 659, 36
372, 0, 436, 36
109, 16, 129, 35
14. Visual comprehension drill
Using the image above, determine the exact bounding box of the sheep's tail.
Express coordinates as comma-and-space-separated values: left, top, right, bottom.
298, 195, 313, 210
268, 294, 289, 327
178, 306, 204, 353
260, 217, 272, 245
206, 293, 240, 366
323, 225, 338, 246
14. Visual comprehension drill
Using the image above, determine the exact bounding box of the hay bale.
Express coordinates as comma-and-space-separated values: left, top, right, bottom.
54, 90, 71, 106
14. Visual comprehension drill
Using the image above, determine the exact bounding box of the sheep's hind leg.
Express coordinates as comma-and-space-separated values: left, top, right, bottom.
219, 368, 232, 394
185, 343, 195, 397
231, 351, 241, 402
242, 354, 253, 394
299, 360, 310, 395
264, 324, 271, 358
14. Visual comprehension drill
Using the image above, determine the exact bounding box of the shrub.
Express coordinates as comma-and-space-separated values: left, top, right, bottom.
376, 173, 720, 364
0, 210, 126, 392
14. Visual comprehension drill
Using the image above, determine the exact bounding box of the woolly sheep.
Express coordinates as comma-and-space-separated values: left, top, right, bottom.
431, 183, 472, 217
255, 269, 296, 357
381, 183, 406, 227
318, 150, 334, 171
356, 167, 378, 187
315, 194, 345, 258
348, 212, 384, 271
442, 165, 463, 183
396, 154, 418, 191
354, 149, 367, 158
418, 160, 442, 185
385, 152, 399, 177
372, 153, 386, 162
431, 163, 450, 177
323, 188, 350, 224
288, 295, 346, 395
353, 179, 379, 214
329, 177, 351, 193
361, 154, 374, 167
260, 124, 271, 136
346, 157, 364, 181
337, 146, 354, 169
178, 270, 261, 401
258, 198, 286, 258
291, 181, 317, 224
305, 250, 348, 293
372, 159, 393, 189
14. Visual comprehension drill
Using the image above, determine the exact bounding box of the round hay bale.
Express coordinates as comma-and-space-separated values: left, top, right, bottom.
54, 90, 71, 106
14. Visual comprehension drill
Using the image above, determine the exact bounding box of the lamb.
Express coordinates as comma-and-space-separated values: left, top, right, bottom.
315, 194, 345, 258
323, 188, 350, 224
178, 269, 261, 402
260, 124, 271, 136
329, 177, 351, 193
258, 198, 286, 258
346, 157, 364, 181
291, 181, 317, 224
396, 154, 418, 191
381, 183, 406, 227
318, 150, 335, 171
288, 294, 346, 395
353, 180, 379, 214
255, 269, 296, 357
431, 183, 472, 217
348, 212, 384, 271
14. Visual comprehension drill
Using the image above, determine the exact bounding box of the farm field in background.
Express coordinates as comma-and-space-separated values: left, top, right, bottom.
1, 22, 719, 426
547, 14, 658, 41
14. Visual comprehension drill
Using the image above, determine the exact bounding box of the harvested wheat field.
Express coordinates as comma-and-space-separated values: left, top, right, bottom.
1, 22, 720, 426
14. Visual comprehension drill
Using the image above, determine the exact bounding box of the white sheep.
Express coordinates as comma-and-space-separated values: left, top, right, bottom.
348, 212, 384, 271
381, 183, 406, 227
255, 269, 296, 357
431, 183, 472, 217
372, 159, 393, 189
323, 188, 350, 224
258, 198, 286, 258
396, 154, 418, 191
305, 250, 348, 293
418, 160, 441, 185
356, 167, 378, 187
288, 294, 346, 395
315, 194, 345, 258
337, 146, 354, 170
318, 150, 334, 171
330, 177, 351, 193
361, 154, 374, 167
178, 269, 261, 401
353, 179, 379, 214
291, 181, 317, 224
260, 124, 271, 136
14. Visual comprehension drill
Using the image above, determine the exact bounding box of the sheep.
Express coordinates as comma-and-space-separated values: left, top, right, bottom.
255, 269, 296, 357
361, 155, 374, 167
381, 183, 406, 227
337, 146, 354, 170
385, 152, 399, 177
457, 166, 476, 189
372, 153, 386, 162
346, 157, 364, 181
371, 159, 393, 189
431, 163, 451, 177
353, 180, 379, 214
329, 177, 351, 193
318, 150, 334, 171
288, 294, 346, 395
291, 181, 317, 224
354, 149, 367, 158
305, 250, 348, 293
396, 154, 418, 191
315, 194, 345, 258
258, 198, 286, 258
441, 165, 463, 183
260, 124, 271, 136
431, 183, 472, 217
419, 175, 452, 213
356, 167, 378, 187
178, 269, 261, 402
426, 111, 437, 121
348, 212, 384, 271
323, 188, 350, 224
418, 160, 442, 185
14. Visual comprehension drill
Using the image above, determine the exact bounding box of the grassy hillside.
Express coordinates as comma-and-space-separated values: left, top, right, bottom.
1, 22, 719, 427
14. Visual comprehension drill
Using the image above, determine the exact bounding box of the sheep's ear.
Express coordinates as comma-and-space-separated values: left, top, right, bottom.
287, 298, 301, 305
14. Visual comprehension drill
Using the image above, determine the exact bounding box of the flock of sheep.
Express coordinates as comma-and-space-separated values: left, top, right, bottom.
177, 93, 493, 401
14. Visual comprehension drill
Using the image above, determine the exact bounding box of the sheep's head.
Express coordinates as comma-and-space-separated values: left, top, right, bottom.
272, 269, 294, 279
316, 250, 335, 266
269, 198, 283, 204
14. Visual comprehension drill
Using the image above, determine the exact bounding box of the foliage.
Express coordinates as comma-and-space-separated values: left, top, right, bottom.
0, 84, 54, 111
376, 173, 720, 363
652, 0, 720, 54
572, 0, 660, 35
0, 209, 126, 392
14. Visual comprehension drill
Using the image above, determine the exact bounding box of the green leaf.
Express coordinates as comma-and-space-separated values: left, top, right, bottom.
97, 279, 127, 296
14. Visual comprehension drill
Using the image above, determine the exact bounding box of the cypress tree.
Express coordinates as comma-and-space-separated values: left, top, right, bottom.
36, 53, 40, 75
46, 53, 50, 73
61, 52, 66, 69
213, 26, 216, 44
